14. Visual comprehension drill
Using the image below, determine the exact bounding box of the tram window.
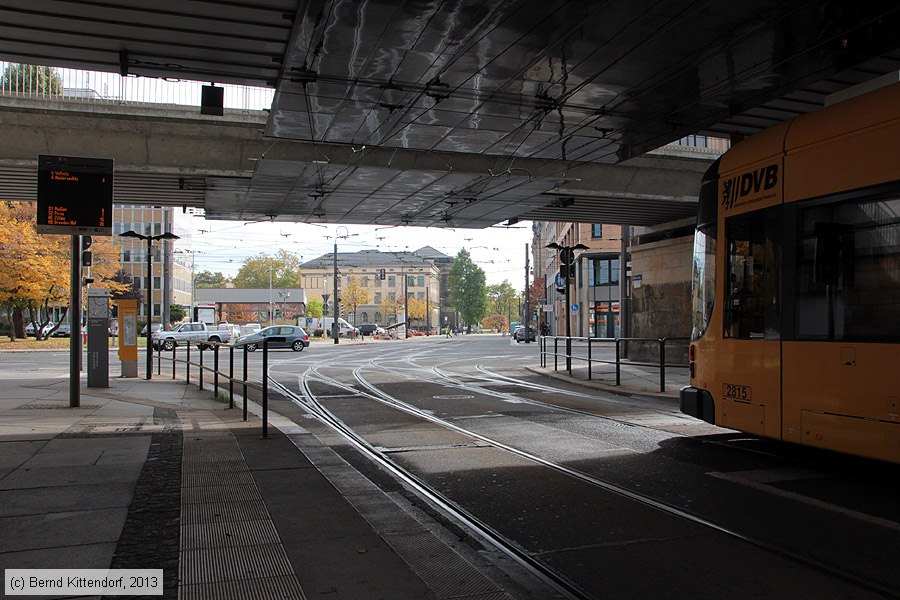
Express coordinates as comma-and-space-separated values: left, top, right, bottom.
724, 208, 780, 339
796, 195, 900, 341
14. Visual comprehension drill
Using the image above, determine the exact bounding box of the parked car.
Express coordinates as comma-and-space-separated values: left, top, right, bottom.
241, 323, 262, 335
152, 322, 234, 351
25, 322, 54, 337
51, 322, 86, 338
357, 323, 386, 336
140, 323, 164, 337
513, 325, 536, 342
236, 325, 309, 352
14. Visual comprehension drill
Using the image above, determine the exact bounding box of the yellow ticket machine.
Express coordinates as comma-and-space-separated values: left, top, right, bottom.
117, 299, 138, 377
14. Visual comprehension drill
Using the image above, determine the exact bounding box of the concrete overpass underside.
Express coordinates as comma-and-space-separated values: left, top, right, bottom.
0, 97, 710, 227
3, 2, 899, 229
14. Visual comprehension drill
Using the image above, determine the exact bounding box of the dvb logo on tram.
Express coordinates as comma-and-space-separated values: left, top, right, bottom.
721, 163, 778, 209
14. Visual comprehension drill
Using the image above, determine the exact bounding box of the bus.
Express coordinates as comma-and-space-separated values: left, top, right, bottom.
680, 81, 899, 464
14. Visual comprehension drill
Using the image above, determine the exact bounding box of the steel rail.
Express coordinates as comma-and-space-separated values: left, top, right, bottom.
342, 367, 899, 599
271, 369, 588, 600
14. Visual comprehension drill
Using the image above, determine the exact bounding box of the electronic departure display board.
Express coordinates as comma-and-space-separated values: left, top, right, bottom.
36, 155, 114, 236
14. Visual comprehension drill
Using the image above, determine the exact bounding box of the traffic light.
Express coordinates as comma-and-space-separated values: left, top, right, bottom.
556, 287, 566, 295
379, 268, 386, 280
81, 235, 93, 250
81, 251, 92, 266
83, 277, 95, 285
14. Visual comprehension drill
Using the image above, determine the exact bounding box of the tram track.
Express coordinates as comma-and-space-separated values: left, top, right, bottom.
265, 358, 899, 599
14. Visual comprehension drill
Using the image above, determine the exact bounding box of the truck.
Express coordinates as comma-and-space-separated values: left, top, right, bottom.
302, 317, 358, 338
152, 322, 235, 350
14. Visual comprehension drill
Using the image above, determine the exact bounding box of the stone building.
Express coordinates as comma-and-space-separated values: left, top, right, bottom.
299, 247, 451, 331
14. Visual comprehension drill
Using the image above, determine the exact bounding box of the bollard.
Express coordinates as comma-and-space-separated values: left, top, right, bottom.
242, 345, 248, 422
615, 338, 621, 386
588, 338, 592, 380
659, 338, 666, 393
262, 337, 269, 439
213, 343, 219, 400
229, 346, 234, 410
198, 344, 204, 391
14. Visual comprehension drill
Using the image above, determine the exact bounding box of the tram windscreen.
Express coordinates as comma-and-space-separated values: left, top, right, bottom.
691, 223, 716, 341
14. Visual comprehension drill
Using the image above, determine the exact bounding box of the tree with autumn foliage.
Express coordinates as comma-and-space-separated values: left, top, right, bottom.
406, 296, 427, 330
340, 275, 371, 324
0, 201, 126, 340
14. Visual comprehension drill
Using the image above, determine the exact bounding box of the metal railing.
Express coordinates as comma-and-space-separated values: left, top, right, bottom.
539, 336, 690, 393
1, 61, 274, 110
154, 337, 287, 437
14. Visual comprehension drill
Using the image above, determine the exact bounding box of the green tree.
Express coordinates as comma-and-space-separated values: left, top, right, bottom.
1, 64, 63, 96
232, 250, 302, 288
169, 304, 186, 323
487, 280, 519, 325
306, 296, 323, 318
194, 270, 230, 288
448, 249, 488, 333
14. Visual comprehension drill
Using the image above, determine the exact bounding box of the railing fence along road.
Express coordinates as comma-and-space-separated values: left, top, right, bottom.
539, 336, 690, 393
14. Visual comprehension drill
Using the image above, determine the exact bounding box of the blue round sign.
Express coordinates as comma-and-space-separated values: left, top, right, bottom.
571, 303, 579, 312
555, 273, 565, 287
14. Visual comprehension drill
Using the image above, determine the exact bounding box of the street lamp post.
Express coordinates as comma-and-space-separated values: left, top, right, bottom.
547, 241, 588, 373
332, 226, 356, 344
120, 230, 180, 380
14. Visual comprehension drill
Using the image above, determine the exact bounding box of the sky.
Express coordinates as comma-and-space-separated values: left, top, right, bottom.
187, 218, 535, 291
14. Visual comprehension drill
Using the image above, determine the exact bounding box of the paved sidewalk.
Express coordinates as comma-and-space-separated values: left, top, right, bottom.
0, 368, 530, 600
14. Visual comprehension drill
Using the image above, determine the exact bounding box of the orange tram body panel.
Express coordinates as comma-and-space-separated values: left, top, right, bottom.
680, 82, 900, 464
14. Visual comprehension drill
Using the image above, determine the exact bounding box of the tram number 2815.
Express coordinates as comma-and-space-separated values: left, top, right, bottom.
723, 384, 751, 401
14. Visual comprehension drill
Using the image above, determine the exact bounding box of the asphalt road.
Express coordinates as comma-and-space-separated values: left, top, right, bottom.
8, 335, 899, 599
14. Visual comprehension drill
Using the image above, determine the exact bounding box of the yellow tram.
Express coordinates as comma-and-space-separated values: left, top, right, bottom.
680, 82, 899, 463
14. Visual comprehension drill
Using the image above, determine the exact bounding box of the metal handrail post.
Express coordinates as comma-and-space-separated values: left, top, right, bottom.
615, 338, 621, 386
171, 345, 176, 380
156, 345, 161, 376
587, 338, 592, 380
229, 346, 234, 410
262, 338, 269, 439
198, 344, 204, 391
213, 344, 219, 399
554, 337, 558, 371
659, 338, 666, 393
242, 345, 248, 422
566, 336, 572, 375
185, 343, 190, 385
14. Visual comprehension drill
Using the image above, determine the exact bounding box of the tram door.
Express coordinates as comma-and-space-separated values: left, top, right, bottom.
718, 207, 782, 438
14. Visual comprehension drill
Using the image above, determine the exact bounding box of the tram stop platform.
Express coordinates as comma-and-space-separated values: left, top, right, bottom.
0, 368, 550, 600
0, 346, 684, 600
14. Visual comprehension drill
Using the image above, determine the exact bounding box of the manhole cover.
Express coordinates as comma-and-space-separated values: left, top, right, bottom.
432, 394, 474, 400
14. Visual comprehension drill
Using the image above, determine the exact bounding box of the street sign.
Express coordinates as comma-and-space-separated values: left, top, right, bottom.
572, 303, 579, 312
555, 273, 565, 287
560, 248, 575, 265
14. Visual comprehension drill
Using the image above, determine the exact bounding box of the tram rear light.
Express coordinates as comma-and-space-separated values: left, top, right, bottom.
689, 344, 695, 361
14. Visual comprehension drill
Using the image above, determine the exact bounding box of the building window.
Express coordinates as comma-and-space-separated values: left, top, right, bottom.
588, 256, 620, 286
592, 224, 603, 238
153, 303, 161, 316
374, 292, 382, 304
388, 276, 396, 287
122, 250, 131, 262
360, 312, 369, 323
154, 276, 161, 289
417, 275, 425, 286
374, 312, 382, 323
417, 292, 424, 300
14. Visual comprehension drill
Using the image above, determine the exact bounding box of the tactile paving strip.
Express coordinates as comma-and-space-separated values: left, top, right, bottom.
179, 422, 306, 600
385, 531, 506, 599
